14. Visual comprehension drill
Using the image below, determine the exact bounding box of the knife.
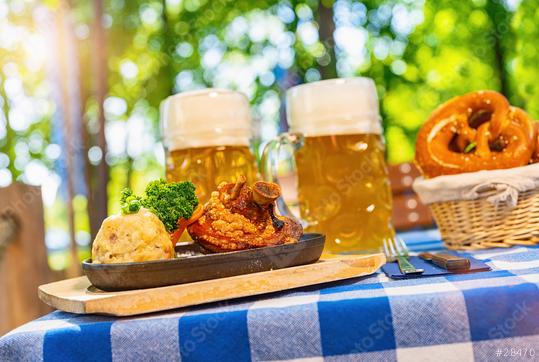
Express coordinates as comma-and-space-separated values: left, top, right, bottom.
418, 252, 470, 271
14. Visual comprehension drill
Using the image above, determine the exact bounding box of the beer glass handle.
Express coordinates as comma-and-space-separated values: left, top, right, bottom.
260, 132, 306, 225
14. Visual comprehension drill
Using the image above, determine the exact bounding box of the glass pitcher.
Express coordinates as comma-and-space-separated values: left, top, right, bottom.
161, 89, 258, 203
262, 78, 395, 254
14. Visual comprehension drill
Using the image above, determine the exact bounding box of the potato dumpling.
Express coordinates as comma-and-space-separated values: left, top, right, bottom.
92, 208, 174, 264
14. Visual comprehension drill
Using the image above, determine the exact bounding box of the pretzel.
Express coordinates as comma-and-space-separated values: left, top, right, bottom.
532, 122, 539, 163
509, 107, 535, 146
415, 91, 534, 178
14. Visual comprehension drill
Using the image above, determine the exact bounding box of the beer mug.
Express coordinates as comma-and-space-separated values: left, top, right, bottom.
262, 78, 395, 254
161, 89, 258, 203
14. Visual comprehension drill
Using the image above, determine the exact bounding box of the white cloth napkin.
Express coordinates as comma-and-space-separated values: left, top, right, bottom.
412, 163, 539, 208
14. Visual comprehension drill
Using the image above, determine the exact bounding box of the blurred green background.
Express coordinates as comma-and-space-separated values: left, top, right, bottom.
0, 0, 537, 271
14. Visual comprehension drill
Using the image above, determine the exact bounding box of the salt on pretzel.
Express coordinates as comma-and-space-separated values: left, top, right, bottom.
509, 107, 535, 146
415, 91, 535, 178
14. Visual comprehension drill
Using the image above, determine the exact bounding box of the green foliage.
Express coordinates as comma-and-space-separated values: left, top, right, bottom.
512, 0, 539, 118
0, 1, 54, 181
3, 0, 539, 266
360, 0, 513, 164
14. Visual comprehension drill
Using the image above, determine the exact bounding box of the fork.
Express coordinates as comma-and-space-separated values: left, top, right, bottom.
383, 237, 424, 275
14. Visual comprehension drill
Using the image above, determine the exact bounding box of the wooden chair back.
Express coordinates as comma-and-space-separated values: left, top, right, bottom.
0, 183, 52, 335
388, 163, 435, 230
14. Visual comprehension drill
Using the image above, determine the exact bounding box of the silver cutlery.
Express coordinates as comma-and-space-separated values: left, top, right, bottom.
383, 237, 424, 275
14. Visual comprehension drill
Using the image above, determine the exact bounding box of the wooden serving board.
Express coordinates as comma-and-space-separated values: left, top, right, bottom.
38, 254, 385, 317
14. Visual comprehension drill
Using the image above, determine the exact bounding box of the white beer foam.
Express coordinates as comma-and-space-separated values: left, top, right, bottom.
286, 77, 382, 137
161, 88, 252, 150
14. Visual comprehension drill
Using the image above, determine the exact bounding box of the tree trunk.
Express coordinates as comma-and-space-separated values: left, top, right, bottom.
90, 0, 109, 240
0, 82, 18, 179
0, 184, 52, 335
79, 66, 96, 239
55, 1, 80, 277
317, 0, 337, 79
485, 0, 510, 96
161, 0, 177, 95
73, 4, 96, 242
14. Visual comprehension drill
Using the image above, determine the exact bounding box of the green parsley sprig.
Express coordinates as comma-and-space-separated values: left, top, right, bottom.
120, 180, 199, 232
464, 142, 477, 153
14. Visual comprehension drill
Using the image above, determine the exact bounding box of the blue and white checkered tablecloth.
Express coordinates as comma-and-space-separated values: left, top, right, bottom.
1, 229, 539, 362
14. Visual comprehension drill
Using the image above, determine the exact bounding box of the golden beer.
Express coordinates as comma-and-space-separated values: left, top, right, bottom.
279, 77, 395, 254
295, 134, 393, 253
161, 89, 258, 243
166, 145, 258, 202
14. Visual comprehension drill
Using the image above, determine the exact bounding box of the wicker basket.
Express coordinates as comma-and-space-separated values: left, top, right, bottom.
413, 164, 539, 250
429, 188, 539, 249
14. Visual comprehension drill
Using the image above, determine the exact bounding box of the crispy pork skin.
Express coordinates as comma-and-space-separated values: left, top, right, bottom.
187, 179, 303, 252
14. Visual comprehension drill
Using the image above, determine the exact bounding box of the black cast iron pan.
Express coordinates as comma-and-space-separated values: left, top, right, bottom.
82, 233, 325, 292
